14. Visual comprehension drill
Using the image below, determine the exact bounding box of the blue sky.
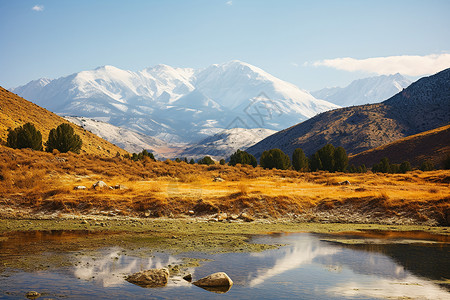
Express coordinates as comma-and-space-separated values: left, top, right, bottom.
1, 0, 449, 90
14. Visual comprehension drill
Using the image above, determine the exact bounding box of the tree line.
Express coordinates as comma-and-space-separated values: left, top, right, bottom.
5, 122, 82, 153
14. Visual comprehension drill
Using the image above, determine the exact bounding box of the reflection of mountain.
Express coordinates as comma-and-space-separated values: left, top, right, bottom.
335, 243, 450, 284
73, 248, 191, 288
247, 234, 339, 287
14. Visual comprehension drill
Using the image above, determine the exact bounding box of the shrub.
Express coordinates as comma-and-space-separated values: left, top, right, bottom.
198, 156, 215, 165
46, 123, 82, 153
292, 148, 308, 171
399, 161, 412, 173
420, 161, 434, 172
6, 123, 43, 151
229, 149, 257, 167
260, 148, 291, 170
219, 159, 226, 165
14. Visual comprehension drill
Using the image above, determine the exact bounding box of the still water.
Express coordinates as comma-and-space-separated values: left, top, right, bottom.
0, 230, 449, 299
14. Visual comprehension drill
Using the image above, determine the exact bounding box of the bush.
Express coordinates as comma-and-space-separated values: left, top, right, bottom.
219, 159, 226, 165
260, 148, 291, 170
420, 161, 434, 171
46, 123, 82, 153
198, 156, 215, 165
6, 123, 43, 151
292, 148, 308, 171
229, 149, 257, 167
399, 161, 412, 173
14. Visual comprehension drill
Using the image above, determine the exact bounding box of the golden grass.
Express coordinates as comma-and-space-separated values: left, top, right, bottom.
0, 145, 449, 224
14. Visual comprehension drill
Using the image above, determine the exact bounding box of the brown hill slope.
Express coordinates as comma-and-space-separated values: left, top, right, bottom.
247, 68, 450, 158
349, 124, 450, 168
0, 87, 127, 156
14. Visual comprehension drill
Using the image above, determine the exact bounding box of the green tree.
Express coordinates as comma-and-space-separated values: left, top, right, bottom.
333, 146, 348, 172
219, 159, 226, 165
260, 148, 291, 170
292, 148, 308, 171
317, 144, 335, 172
229, 149, 257, 167
46, 123, 82, 153
399, 161, 412, 173
189, 158, 195, 164
198, 156, 215, 165
420, 161, 434, 171
6, 123, 43, 151
309, 152, 322, 171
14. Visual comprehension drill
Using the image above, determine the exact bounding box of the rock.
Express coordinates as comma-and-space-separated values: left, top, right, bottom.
114, 184, 129, 190
339, 180, 351, 185
81, 220, 88, 224
193, 272, 233, 290
126, 268, 169, 288
93, 181, 108, 189
183, 273, 192, 282
74, 185, 87, 190
239, 212, 254, 222
213, 177, 225, 182
229, 214, 239, 220
25, 291, 41, 299
217, 212, 228, 221
188, 210, 195, 215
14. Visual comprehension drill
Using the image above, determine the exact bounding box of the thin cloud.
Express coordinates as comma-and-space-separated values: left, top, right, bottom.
311, 53, 450, 76
32, 5, 44, 12
226, 1, 233, 6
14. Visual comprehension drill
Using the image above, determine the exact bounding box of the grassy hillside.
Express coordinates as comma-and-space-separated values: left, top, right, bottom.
1, 145, 449, 225
350, 124, 450, 168
0, 86, 128, 156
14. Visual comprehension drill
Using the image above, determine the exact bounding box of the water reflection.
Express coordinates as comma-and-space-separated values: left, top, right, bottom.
73, 248, 192, 288
247, 234, 340, 287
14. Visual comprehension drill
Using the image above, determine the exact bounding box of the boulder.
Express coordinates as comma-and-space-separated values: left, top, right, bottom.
74, 185, 87, 190
126, 268, 169, 288
114, 184, 129, 190
240, 212, 255, 222
213, 177, 225, 182
339, 180, 351, 185
25, 291, 41, 299
193, 272, 233, 288
217, 212, 228, 221
93, 181, 108, 189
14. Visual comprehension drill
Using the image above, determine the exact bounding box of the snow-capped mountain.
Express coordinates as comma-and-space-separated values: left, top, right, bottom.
311, 74, 411, 107
12, 61, 339, 144
179, 127, 277, 160
64, 116, 183, 158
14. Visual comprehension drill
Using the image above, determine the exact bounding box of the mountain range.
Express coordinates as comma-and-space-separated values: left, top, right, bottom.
311, 73, 411, 106
247, 68, 450, 159
11, 61, 339, 146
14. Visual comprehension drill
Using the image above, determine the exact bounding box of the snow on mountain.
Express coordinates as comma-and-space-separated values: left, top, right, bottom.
180, 127, 277, 160
12, 61, 339, 145
311, 74, 411, 107
64, 116, 183, 158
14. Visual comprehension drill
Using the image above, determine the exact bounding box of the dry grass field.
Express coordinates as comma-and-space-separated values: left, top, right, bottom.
1, 145, 449, 226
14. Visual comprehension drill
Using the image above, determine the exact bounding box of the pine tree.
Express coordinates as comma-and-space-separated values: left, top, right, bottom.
198, 156, 215, 165
229, 149, 257, 167
292, 148, 308, 171
260, 149, 291, 170
6, 123, 43, 151
46, 123, 82, 153
333, 146, 348, 172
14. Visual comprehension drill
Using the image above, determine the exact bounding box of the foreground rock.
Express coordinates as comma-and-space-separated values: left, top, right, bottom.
126, 268, 169, 288
193, 272, 233, 288
25, 291, 41, 299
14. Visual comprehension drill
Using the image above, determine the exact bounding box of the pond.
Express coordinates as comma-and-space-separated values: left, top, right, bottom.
0, 230, 449, 299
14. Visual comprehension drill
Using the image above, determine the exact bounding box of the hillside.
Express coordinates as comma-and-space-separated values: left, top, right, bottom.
0, 87, 128, 156
349, 124, 450, 168
247, 68, 450, 159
